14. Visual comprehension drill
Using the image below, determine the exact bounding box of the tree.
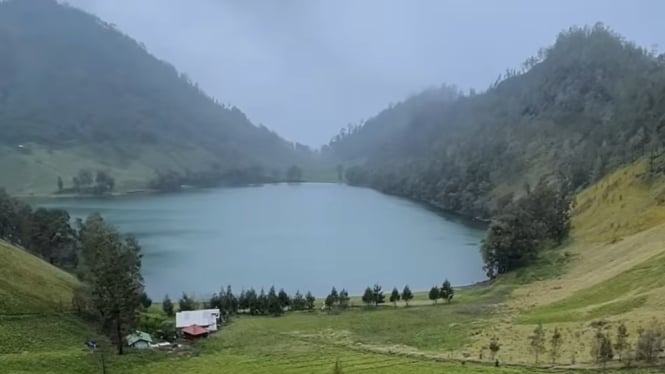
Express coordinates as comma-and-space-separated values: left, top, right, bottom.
592, 330, 614, 370
635, 326, 662, 363
401, 285, 413, 306
267, 286, 282, 316
324, 293, 336, 311
238, 290, 248, 311
440, 279, 454, 303
94, 170, 115, 195
329, 287, 339, 305
139, 292, 152, 309
305, 291, 316, 311
257, 289, 268, 315
372, 284, 384, 306
245, 288, 258, 314
78, 213, 144, 355
292, 290, 305, 311
162, 295, 174, 317
550, 327, 563, 364
57, 176, 63, 192
338, 289, 350, 309
489, 336, 500, 361
75, 169, 93, 192
428, 286, 440, 304
389, 287, 401, 307
362, 287, 373, 307
286, 165, 303, 182
27, 208, 76, 266
529, 323, 546, 364
227, 285, 238, 314
277, 288, 290, 310
614, 323, 629, 362
178, 293, 196, 311
208, 292, 221, 310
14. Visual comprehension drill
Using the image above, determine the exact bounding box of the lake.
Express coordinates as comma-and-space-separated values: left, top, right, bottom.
41, 183, 486, 298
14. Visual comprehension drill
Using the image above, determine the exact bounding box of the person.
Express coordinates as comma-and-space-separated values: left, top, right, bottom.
495, 359, 499, 367
86, 340, 97, 352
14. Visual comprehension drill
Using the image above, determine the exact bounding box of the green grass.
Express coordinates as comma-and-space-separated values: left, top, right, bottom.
0, 240, 78, 314
518, 253, 665, 324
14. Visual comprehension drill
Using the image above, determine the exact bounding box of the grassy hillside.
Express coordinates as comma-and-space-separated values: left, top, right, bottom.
468, 160, 665, 365
0, 144, 220, 194
0, 240, 103, 372
0, 240, 78, 313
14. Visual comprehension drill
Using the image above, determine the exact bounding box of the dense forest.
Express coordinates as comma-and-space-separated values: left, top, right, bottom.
326, 24, 665, 275
328, 24, 665, 220
0, 0, 315, 192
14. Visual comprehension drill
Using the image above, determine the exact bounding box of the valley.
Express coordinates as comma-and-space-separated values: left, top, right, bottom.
2, 1, 665, 373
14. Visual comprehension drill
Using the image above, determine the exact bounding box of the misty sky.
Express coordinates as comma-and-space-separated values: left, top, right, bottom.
67, 0, 665, 147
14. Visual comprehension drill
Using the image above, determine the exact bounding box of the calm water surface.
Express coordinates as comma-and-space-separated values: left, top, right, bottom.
42, 183, 486, 298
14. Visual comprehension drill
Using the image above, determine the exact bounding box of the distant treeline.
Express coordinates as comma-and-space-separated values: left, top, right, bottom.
149, 165, 304, 192
56, 169, 115, 196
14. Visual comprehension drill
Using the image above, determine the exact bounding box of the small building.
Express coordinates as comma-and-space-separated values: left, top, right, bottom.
126, 331, 153, 349
181, 325, 209, 340
176, 309, 220, 332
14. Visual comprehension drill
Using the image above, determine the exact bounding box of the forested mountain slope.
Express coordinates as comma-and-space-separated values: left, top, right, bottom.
0, 0, 313, 194
328, 24, 665, 219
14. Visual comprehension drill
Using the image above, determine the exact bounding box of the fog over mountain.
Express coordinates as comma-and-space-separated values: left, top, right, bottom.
66, 0, 665, 146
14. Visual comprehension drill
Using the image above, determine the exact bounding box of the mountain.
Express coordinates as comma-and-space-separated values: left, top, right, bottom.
327, 24, 665, 219
0, 0, 315, 194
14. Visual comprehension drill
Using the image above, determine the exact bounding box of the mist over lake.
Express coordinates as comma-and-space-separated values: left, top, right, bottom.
42, 183, 486, 298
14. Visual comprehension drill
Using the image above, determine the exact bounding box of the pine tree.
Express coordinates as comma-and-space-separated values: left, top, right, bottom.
226, 285, 238, 314
245, 288, 258, 314
401, 285, 413, 306
278, 288, 290, 310
372, 284, 384, 306
257, 288, 268, 315
292, 290, 305, 311
330, 287, 339, 304
325, 293, 336, 311
179, 292, 196, 311
550, 327, 562, 364
389, 287, 401, 307
267, 286, 282, 316
529, 323, 546, 364
162, 295, 174, 317
362, 287, 373, 307
428, 286, 440, 304
440, 279, 454, 303
305, 291, 316, 311
338, 289, 350, 309
238, 289, 248, 311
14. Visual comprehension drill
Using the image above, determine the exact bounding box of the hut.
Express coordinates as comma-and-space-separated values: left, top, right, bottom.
126, 331, 153, 349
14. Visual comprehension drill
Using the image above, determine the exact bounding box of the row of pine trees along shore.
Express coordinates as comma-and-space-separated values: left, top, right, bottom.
160, 280, 454, 320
